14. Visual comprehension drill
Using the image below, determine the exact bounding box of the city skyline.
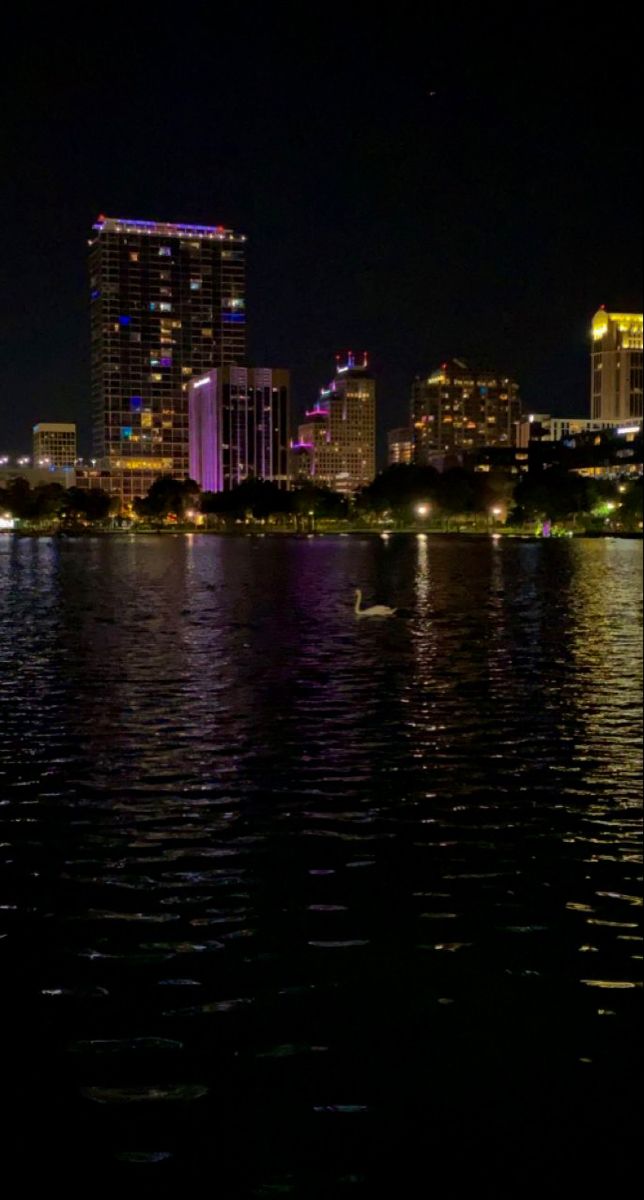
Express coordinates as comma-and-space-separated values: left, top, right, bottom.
1, 15, 641, 460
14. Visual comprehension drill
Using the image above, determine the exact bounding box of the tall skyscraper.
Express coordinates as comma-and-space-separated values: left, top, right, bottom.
293, 353, 376, 493
189, 367, 290, 492
412, 359, 520, 466
590, 308, 643, 423
33, 422, 77, 467
89, 216, 246, 496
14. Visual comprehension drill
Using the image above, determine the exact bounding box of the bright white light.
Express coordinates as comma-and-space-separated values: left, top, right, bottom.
617, 425, 640, 436
415, 503, 430, 517
193, 376, 212, 389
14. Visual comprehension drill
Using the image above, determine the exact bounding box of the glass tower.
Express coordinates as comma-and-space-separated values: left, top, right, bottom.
591, 308, 643, 423
89, 216, 246, 490
189, 368, 290, 492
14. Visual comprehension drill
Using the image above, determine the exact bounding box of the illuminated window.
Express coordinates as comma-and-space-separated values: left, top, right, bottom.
159, 247, 172, 257
129, 252, 139, 263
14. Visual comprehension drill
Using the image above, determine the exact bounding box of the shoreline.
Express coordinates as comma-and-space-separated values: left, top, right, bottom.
5, 528, 643, 541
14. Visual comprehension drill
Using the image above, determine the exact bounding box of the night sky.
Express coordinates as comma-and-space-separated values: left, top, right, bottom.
2, 12, 641, 461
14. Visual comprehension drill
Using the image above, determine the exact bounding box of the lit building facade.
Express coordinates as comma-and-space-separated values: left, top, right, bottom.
294, 353, 376, 493
591, 308, 643, 423
89, 216, 246, 489
33, 422, 77, 467
189, 367, 290, 492
412, 359, 520, 466
516, 413, 640, 449
387, 427, 413, 465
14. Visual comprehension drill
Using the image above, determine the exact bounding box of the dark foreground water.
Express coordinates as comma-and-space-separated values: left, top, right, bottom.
0, 534, 641, 1192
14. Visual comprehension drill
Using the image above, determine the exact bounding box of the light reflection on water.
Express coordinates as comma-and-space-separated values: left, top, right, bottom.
0, 534, 641, 1189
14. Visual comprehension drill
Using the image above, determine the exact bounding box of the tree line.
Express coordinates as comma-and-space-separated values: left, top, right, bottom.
2, 466, 642, 530
0, 479, 115, 523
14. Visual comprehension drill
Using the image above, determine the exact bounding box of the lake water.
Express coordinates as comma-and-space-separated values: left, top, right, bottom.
1, 534, 641, 1193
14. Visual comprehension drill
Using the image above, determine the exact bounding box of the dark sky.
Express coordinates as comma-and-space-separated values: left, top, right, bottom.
1, 11, 641, 460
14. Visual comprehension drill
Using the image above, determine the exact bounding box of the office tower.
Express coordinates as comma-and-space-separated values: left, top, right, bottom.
32, 422, 77, 467
591, 308, 643, 422
412, 359, 520, 466
189, 367, 290, 491
294, 353, 375, 493
387, 427, 413, 465
89, 216, 246, 494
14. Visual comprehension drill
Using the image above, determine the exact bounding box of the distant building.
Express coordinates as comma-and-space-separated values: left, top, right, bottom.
72, 466, 163, 506
516, 413, 641, 449
412, 359, 520, 466
189, 367, 290, 491
294, 353, 376, 494
387, 427, 413, 465
88, 215, 246, 494
291, 406, 331, 484
0, 465, 74, 489
591, 308, 643, 423
33, 423, 77, 467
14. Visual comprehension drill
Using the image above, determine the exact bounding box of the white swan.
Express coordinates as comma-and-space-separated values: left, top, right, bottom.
354, 588, 397, 618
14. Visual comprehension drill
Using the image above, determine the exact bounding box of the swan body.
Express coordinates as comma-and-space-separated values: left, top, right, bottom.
354, 588, 397, 618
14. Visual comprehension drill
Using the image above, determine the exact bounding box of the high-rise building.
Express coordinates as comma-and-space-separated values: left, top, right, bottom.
33, 422, 77, 467
294, 353, 376, 494
412, 359, 520, 466
590, 308, 643, 423
387, 427, 413, 465
89, 215, 246, 490
189, 367, 290, 492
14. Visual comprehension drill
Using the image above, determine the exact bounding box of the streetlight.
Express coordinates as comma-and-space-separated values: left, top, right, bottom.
415, 502, 430, 519
489, 506, 503, 533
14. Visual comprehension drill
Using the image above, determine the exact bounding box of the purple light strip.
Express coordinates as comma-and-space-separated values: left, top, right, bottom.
93, 216, 238, 237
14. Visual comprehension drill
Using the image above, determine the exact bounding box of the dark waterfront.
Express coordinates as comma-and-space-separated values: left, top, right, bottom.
1, 534, 641, 1193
